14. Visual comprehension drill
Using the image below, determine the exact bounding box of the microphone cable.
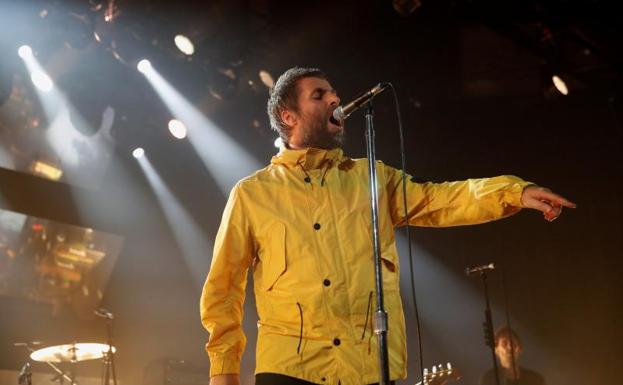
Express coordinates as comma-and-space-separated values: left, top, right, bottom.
387, 83, 425, 385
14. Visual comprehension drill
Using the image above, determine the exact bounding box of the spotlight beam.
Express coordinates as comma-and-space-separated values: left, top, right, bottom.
17, 45, 112, 185
138, 63, 260, 195
136, 155, 213, 287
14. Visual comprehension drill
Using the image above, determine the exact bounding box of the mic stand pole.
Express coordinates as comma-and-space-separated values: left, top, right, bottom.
364, 101, 391, 385
102, 317, 118, 385
479, 271, 501, 385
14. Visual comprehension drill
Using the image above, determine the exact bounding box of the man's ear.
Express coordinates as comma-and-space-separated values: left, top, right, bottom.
281, 109, 297, 128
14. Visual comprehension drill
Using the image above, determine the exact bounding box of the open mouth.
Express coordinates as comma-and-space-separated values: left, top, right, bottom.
328, 114, 342, 127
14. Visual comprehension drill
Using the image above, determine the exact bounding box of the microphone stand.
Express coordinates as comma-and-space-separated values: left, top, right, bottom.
364, 101, 391, 385
479, 270, 501, 385
102, 316, 118, 385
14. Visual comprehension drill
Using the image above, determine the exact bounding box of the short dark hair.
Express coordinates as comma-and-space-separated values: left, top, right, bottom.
267, 67, 327, 143
494, 326, 522, 347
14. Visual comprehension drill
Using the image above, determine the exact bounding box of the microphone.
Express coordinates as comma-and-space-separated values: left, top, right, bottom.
94, 308, 114, 320
465, 263, 495, 276
332, 82, 390, 121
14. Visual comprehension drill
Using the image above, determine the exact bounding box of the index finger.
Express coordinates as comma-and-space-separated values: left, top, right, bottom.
540, 190, 576, 208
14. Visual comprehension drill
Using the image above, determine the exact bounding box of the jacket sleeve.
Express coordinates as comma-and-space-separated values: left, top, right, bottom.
200, 183, 254, 376
382, 164, 533, 227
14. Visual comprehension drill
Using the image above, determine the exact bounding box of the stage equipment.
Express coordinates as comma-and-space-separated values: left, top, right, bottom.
132, 147, 145, 158
467, 263, 500, 385
465, 262, 495, 276
168, 119, 188, 139
94, 308, 118, 385
413, 363, 460, 385
336, 82, 391, 385
30, 343, 116, 363
17, 341, 114, 385
332, 82, 389, 122
18, 362, 32, 385
94, 308, 114, 320
174, 35, 195, 56
259, 70, 274, 89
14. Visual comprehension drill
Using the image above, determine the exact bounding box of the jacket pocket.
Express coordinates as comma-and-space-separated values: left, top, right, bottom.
358, 213, 399, 292
380, 252, 399, 292
262, 222, 287, 291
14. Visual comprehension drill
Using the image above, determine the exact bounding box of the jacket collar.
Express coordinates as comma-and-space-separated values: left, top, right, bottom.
271, 147, 346, 170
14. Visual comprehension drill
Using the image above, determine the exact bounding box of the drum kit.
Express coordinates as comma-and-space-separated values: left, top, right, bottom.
16, 342, 117, 385
15, 309, 118, 385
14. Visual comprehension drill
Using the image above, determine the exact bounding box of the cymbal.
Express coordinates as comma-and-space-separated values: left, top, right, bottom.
30, 343, 116, 363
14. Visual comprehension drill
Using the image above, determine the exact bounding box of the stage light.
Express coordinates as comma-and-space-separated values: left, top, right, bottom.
132, 148, 144, 158
137, 59, 151, 73
208, 67, 238, 100
168, 119, 187, 139
259, 70, 275, 89
138, 65, 260, 195
30, 71, 54, 92
274, 137, 282, 148
552, 75, 569, 96
174, 35, 194, 55
18, 45, 33, 58
31, 160, 63, 181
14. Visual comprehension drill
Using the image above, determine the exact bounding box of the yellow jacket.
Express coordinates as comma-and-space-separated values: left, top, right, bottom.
200, 147, 530, 385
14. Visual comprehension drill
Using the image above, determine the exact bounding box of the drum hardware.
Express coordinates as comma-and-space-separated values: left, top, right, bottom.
94, 308, 118, 385
15, 341, 116, 385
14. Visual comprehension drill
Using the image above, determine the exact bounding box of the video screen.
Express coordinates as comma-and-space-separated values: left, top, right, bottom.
0, 208, 123, 318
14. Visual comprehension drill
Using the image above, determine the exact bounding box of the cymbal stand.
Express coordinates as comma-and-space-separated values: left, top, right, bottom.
101, 315, 118, 385
18, 362, 32, 385
15, 343, 74, 384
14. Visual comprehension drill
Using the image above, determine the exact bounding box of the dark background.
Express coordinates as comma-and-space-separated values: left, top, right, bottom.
1, 1, 621, 384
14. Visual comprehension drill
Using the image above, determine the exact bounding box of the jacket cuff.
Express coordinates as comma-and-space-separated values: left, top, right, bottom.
511, 180, 536, 208
208, 351, 242, 377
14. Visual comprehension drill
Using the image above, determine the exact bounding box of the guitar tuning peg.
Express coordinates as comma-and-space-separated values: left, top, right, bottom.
446, 362, 452, 370
438, 364, 443, 371
432, 366, 437, 373
423, 368, 429, 375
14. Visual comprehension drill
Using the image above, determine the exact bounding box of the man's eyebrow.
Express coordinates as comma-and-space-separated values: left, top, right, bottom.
310, 87, 336, 95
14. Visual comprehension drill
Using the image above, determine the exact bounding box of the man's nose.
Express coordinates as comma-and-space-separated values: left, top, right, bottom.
328, 93, 340, 106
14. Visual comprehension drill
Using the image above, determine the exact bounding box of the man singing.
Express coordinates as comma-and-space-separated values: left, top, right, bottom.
200, 67, 575, 385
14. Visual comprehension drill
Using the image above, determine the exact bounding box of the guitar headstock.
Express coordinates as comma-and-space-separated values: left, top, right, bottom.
414, 362, 461, 385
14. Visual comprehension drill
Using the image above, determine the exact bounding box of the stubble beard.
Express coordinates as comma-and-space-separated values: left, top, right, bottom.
299, 111, 345, 150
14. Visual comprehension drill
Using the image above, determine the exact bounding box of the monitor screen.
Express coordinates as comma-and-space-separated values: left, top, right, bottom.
0, 208, 123, 318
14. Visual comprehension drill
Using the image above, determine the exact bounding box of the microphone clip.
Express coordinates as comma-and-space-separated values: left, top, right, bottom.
465, 263, 495, 277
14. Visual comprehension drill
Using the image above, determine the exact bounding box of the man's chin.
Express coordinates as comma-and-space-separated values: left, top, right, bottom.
327, 121, 344, 133
306, 135, 344, 150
